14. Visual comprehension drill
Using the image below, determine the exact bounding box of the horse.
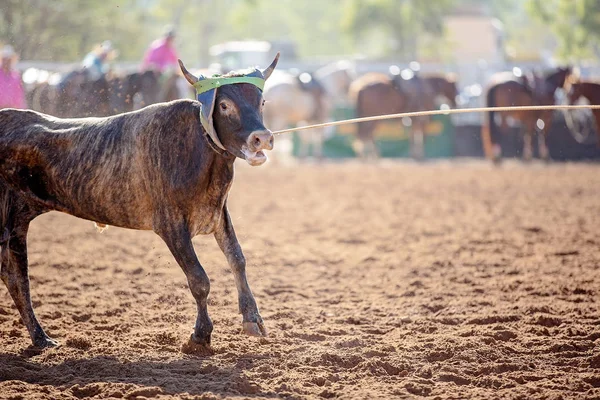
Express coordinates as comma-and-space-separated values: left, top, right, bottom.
154, 70, 193, 103
26, 69, 163, 118
566, 80, 600, 147
423, 73, 459, 109
262, 70, 332, 160
349, 68, 458, 160
481, 66, 572, 163
314, 60, 357, 107
108, 69, 162, 113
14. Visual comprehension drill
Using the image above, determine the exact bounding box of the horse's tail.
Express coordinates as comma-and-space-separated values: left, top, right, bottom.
355, 85, 370, 138
481, 85, 498, 160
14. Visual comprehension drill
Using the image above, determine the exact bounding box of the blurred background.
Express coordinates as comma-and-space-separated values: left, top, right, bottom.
2, 0, 600, 161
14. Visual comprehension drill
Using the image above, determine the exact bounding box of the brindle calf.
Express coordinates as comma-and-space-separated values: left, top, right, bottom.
0, 54, 280, 351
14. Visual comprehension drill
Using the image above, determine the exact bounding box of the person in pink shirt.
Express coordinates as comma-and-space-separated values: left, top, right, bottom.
141, 26, 180, 73
0, 45, 26, 109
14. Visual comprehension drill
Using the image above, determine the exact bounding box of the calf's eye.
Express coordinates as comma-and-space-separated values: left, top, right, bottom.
220, 102, 228, 111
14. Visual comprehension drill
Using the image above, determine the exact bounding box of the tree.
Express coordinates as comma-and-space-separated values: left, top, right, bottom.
0, 0, 149, 62
526, 0, 600, 61
340, 0, 457, 60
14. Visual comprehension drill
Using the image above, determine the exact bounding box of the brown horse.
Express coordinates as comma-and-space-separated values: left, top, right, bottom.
481, 66, 572, 162
424, 73, 459, 109
567, 80, 600, 147
350, 70, 458, 160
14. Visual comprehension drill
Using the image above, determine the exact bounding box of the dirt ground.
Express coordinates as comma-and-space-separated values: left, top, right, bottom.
1, 159, 599, 399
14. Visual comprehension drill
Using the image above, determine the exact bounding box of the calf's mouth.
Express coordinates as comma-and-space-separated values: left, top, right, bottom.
242, 147, 268, 166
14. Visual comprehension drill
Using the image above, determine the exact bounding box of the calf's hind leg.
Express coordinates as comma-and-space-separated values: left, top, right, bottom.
158, 223, 213, 352
1, 210, 57, 348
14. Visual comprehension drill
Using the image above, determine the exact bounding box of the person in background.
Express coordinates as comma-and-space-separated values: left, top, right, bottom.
141, 25, 180, 73
81, 40, 117, 80
0, 45, 26, 109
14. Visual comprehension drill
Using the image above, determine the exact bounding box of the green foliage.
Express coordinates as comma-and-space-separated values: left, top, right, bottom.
2, 0, 596, 65
340, 0, 457, 60
0, 0, 149, 61
526, 0, 600, 61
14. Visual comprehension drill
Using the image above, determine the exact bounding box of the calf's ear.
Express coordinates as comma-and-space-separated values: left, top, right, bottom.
262, 52, 280, 81
178, 59, 198, 85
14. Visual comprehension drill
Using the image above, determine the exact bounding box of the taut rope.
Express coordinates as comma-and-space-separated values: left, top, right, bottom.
270, 104, 600, 135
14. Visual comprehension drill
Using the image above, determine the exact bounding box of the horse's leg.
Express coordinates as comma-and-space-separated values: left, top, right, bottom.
313, 126, 324, 161
537, 113, 552, 161
298, 131, 309, 159
492, 115, 508, 162
523, 132, 533, 161
593, 110, 600, 148
537, 129, 549, 161
355, 122, 369, 159
522, 117, 535, 162
411, 118, 425, 161
297, 121, 314, 160
266, 117, 291, 165
1, 201, 54, 348
369, 135, 380, 160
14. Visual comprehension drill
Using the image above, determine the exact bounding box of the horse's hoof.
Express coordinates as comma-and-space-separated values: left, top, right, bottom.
243, 321, 268, 337
181, 334, 214, 356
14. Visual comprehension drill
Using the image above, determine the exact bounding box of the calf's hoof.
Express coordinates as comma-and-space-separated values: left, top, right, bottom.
33, 335, 60, 349
243, 321, 268, 337
181, 334, 213, 356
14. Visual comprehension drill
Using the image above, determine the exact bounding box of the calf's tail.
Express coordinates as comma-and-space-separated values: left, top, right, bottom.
0, 181, 15, 266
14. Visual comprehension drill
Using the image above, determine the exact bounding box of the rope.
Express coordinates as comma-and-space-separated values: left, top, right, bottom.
270, 104, 600, 135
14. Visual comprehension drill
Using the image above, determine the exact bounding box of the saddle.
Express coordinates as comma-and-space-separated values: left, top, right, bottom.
288, 69, 327, 121
389, 66, 420, 93
518, 70, 552, 104
295, 71, 324, 93
389, 65, 429, 110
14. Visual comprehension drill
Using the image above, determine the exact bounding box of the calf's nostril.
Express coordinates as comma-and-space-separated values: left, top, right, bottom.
254, 136, 262, 147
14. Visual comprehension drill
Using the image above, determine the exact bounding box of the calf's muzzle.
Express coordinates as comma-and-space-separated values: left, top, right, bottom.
242, 130, 274, 166
248, 130, 274, 152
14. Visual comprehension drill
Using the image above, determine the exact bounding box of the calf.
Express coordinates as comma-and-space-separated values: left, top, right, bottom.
0, 53, 280, 352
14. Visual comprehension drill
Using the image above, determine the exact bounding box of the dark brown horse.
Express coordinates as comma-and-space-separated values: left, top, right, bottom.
28, 70, 161, 118
28, 70, 87, 117
567, 80, 600, 147
350, 70, 458, 160
108, 70, 162, 113
481, 66, 572, 162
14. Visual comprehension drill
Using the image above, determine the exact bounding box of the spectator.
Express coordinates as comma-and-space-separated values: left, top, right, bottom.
0, 45, 26, 109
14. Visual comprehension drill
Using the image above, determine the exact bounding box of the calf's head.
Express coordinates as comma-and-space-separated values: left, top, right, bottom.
179, 53, 279, 166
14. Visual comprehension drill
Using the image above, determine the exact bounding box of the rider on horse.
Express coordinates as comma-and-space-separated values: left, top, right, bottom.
141, 26, 186, 101
81, 40, 117, 80
0, 45, 26, 109
141, 25, 180, 73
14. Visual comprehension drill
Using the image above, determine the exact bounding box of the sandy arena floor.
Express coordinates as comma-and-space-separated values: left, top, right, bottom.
0, 159, 599, 399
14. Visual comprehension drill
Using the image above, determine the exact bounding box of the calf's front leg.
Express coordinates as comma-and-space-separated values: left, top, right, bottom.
158, 223, 213, 352
214, 204, 266, 337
